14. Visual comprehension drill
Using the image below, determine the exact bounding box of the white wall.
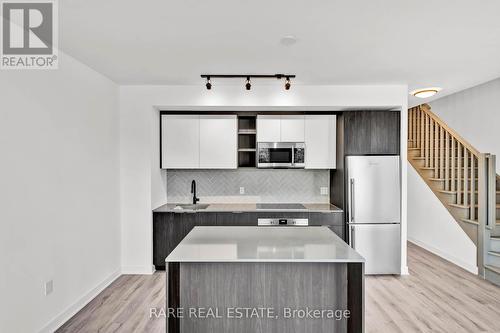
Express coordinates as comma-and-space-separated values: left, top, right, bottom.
429, 77, 500, 174
407, 164, 477, 273
0, 53, 120, 333
118, 84, 409, 274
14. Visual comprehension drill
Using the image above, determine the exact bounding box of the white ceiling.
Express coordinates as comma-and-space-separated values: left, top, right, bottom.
60, 0, 500, 104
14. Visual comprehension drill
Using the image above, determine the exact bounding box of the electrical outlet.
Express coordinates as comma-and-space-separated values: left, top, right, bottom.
239, 187, 245, 195
44, 280, 53, 296
320, 187, 329, 196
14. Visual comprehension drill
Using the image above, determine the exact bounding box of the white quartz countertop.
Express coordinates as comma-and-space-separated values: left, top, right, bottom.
165, 226, 365, 263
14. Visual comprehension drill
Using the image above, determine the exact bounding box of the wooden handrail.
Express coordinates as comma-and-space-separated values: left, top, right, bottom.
419, 104, 481, 157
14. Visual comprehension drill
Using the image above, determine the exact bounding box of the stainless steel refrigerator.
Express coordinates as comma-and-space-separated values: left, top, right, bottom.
346, 155, 401, 274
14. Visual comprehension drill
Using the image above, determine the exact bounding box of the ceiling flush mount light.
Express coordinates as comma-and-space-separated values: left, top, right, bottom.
200, 74, 295, 91
280, 35, 297, 46
410, 87, 442, 99
245, 77, 251, 90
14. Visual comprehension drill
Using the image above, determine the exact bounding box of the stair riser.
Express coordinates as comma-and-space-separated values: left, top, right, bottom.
437, 192, 456, 205
485, 268, 500, 287
411, 159, 426, 168
490, 239, 500, 252
429, 180, 445, 192
419, 169, 435, 179
429, 179, 478, 191
487, 253, 500, 267
408, 149, 422, 158
449, 205, 469, 220
457, 193, 500, 203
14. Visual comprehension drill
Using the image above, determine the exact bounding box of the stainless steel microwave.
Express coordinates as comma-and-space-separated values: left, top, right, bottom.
257, 142, 305, 168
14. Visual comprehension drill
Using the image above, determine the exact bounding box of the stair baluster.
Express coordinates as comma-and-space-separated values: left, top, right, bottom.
451, 137, 456, 192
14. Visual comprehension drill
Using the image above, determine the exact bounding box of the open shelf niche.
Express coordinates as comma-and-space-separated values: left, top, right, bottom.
237, 116, 257, 167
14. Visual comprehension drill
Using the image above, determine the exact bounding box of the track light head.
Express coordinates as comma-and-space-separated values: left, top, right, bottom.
245, 77, 251, 90
205, 77, 212, 90
284, 77, 291, 90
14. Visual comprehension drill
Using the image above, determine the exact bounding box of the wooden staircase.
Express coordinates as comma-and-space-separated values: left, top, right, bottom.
408, 104, 500, 286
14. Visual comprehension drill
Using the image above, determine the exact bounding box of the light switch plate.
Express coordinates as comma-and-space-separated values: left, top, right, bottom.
320, 187, 328, 195
239, 187, 245, 195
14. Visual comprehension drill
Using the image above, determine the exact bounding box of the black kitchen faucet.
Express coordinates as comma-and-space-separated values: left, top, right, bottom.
191, 180, 200, 204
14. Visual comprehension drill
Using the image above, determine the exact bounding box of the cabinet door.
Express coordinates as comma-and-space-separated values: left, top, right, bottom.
153, 213, 172, 268
161, 115, 199, 168
309, 212, 344, 226
344, 111, 400, 155
257, 115, 281, 142
199, 115, 237, 169
305, 115, 336, 169
281, 115, 305, 142
166, 213, 187, 256
216, 212, 258, 226
328, 225, 344, 240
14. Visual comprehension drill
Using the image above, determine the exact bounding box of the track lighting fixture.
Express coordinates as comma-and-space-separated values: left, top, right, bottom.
284, 76, 291, 90
200, 74, 295, 91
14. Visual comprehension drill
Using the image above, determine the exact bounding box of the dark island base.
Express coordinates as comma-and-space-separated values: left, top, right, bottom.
167, 262, 363, 333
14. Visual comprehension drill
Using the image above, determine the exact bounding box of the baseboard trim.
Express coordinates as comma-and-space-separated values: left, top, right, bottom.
408, 238, 478, 274
39, 269, 121, 333
121, 265, 155, 275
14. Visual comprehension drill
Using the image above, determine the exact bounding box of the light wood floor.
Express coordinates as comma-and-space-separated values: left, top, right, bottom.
57, 242, 500, 333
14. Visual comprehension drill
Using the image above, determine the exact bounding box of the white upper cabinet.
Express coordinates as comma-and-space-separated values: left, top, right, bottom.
305, 115, 336, 169
257, 115, 281, 142
161, 115, 200, 169
257, 115, 305, 142
161, 114, 237, 169
199, 115, 237, 169
280, 115, 305, 142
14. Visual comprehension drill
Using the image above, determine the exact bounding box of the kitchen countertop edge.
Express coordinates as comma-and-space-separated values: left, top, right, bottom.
153, 203, 343, 213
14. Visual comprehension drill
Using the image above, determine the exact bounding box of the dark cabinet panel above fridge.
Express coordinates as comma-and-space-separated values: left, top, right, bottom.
343, 111, 400, 155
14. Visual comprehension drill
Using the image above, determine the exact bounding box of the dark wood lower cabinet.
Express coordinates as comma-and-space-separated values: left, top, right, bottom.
216, 212, 258, 226
153, 211, 345, 270
153, 212, 217, 269
326, 225, 344, 239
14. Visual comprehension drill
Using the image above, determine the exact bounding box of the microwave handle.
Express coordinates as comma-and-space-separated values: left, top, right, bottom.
291, 147, 295, 166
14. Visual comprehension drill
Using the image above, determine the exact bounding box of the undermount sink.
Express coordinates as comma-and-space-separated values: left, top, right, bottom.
174, 204, 210, 210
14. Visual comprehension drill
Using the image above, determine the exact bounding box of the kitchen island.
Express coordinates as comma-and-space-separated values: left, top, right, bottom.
165, 226, 364, 333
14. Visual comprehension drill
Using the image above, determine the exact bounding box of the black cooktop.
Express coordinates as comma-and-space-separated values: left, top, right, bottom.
256, 203, 307, 210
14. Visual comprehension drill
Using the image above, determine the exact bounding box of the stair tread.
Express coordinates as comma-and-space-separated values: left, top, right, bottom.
456, 190, 500, 194
438, 190, 456, 194
429, 177, 479, 181
449, 203, 470, 209
485, 265, 500, 274
474, 204, 500, 208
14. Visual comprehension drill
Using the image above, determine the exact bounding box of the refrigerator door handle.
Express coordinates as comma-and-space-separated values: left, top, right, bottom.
350, 226, 355, 249
349, 178, 355, 222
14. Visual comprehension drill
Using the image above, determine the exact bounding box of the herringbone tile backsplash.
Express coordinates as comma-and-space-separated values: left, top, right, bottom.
166, 169, 330, 203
